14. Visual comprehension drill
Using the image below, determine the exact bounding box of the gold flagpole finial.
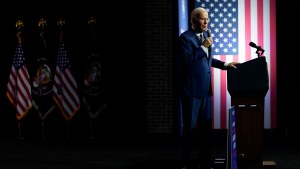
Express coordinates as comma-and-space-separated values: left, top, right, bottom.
88, 16, 96, 25
16, 20, 24, 44
57, 18, 65, 43
38, 18, 47, 48
16, 20, 24, 29
38, 18, 47, 28
57, 18, 65, 29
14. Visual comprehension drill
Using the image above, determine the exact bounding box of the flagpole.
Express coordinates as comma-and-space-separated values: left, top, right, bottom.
15, 20, 25, 141
41, 120, 45, 139
65, 121, 70, 139
17, 121, 23, 140
90, 120, 94, 140
38, 18, 47, 141
87, 17, 97, 141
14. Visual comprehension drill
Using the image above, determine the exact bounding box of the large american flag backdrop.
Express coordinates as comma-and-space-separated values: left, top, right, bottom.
181, 0, 276, 129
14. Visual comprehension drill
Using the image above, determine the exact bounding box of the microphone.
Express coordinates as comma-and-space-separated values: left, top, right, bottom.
249, 42, 264, 51
249, 41, 265, 56
207, 29, 212, 53
207, 29, 211, 37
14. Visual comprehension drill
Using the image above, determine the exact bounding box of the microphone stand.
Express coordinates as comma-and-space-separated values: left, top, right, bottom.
256, 48, 265, 57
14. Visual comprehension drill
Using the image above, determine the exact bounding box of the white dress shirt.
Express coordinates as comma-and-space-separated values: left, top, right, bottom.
197, 33, 209, 57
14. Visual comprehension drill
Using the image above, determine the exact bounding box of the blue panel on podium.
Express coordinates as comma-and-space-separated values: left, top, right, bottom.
228, 106, 238, 169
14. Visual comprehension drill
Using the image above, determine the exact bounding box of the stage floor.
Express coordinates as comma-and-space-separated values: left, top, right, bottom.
0, 129, 299, 169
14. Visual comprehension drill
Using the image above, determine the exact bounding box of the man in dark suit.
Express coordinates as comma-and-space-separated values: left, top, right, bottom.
175, 7, 239, 169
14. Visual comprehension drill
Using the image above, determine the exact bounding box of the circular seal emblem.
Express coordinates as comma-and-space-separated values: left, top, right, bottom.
32, 58, 53, 96
83, 54, 105, 96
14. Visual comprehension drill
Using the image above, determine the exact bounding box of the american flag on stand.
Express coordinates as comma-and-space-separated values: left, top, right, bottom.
195, 0, 276, 129
6, 43, 32, 120
53, 43, 80, 121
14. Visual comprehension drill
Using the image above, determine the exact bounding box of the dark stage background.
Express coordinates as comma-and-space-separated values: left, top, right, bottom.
0, 3, 145, 139
276, 1, 300, 135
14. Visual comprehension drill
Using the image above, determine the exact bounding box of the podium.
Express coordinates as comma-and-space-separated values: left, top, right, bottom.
227, 57, 269, 169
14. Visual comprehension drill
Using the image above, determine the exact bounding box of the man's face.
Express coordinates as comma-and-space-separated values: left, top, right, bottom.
192, 12, 209, 32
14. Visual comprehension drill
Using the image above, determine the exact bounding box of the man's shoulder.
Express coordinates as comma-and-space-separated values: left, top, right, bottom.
179, 29, 195, 38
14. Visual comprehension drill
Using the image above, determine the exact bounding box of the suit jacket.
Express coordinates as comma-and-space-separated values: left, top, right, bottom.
175, 28, 226, 97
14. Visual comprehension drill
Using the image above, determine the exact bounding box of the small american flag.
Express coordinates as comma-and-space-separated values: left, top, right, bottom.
6, 43, 32, 120
53, 43, 80, 121
195, 0, 277, 129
